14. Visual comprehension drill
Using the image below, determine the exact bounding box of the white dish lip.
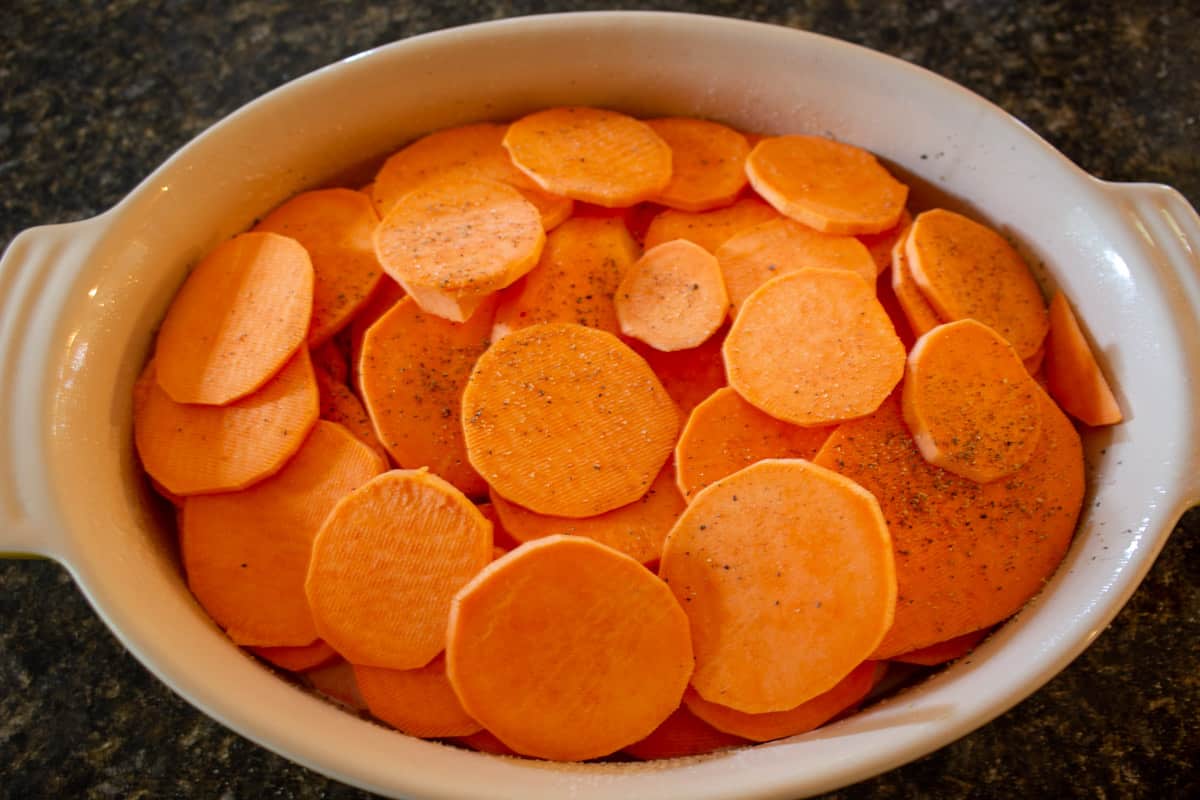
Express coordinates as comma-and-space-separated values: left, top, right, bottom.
1, 10, 1198, 800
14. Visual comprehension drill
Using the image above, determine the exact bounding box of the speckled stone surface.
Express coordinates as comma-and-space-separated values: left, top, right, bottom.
1, 1, 1197, 798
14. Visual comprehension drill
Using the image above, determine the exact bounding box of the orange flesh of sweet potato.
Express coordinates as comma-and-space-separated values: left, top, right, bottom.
645, 117, 750, 212
355, 654, 482, 738
134, 351, 319, 496
254, 188, 383, 347
724, 269, 905, 427
154, 231, 314, 405
683, 660, 881, 742
616, 239, 729, 351
492, 216, 639, 341
181, 420, 385, 646
745, 135, 908, 235
813, 390, 1083, 658
305, 469, 493, 669
716, 217, 877, 315
462, 323, 679, 517
643, 196, 780, 253
503, 107, 673, 207
905, 208, 1048, 360
487, 460, 684, 564
1044, 291, 1123, 425
373, 176, 544, 322
358, 295, 496, 496
446, 535, 693, 761
674, 387, 835, 500
659, 459, 895, 713
902, 319, 1044, 483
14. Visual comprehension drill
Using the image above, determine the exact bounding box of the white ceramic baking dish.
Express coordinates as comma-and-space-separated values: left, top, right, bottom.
1, 11, 1197, 800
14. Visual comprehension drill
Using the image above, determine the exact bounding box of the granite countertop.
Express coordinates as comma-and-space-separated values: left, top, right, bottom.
1, 2, 1197, 798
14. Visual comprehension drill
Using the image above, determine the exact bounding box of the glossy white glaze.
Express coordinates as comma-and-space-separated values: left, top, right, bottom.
1, 12, 1198, 800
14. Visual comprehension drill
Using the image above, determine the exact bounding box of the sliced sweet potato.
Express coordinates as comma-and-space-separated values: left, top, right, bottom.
446, 535, 693, 761
134, 352, 319, 496
462, 323, 679, 517
358, 295, 496, 496
355, 654, 482, 738
643, 196, 780, 253
1044, 291, 1123, 425
902, 319, 1044, 483
674, 387, 834, 500
683, 661, 881, 742
623, 705, 749, 760
180, 421, 386, 646
254, 188, 383, 347
715, 218, 877, 315
305, 469, 493, 669
659, 459, 895, 713
905, 209, 1048, 359
492, 216, 638, 341
487, 461, 684, 564
813, 391, 1083, 658
645, 117, 750, 212
374, 176, 544, 322
724, 269, 905, 427
154, 232, 313, 405
503, 107, 672, 207
250, 640, 338, 672
616, 239, 729, 351
745, 135, 908, 235
891, 629, 989, 666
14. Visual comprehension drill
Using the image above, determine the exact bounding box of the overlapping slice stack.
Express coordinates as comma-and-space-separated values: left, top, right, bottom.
132, 106, 1122, 763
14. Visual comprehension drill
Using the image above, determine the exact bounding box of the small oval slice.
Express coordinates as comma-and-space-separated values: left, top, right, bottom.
374, 176, 544, 322
902, 319, 1043, 483
254, 188, 383, 347
905, 209, 1048, 359
503, 107, 672, 207
155, 231, 314, 405
446, 535, 694, 761
305, 469, 492, 669
724, 269, 905, 426
745, 135, 908, 235
134, 350, 319, 496
462, 323, 679, 517
616, 239, 729, 351
181, 420, 386, 646
659, 459, 896, 713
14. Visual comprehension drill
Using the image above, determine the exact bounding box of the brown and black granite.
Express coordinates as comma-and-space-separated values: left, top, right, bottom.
1, 1, 1197, 798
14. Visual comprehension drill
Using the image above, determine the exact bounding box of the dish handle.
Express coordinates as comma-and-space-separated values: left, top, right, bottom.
1105, 181, 1200, 506
0, 217, 108, 559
